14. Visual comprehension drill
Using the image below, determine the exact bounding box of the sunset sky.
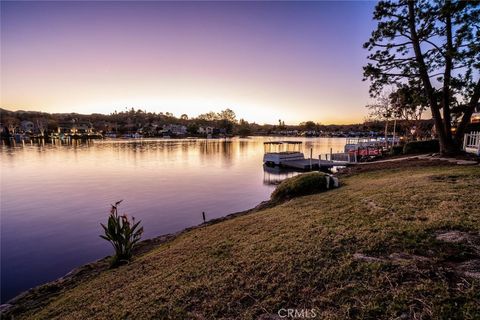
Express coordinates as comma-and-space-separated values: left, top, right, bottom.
1, 1, 377, 125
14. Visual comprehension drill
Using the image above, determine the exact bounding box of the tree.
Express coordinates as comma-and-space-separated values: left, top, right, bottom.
366, 92, 395, 145
218, 119, 234, 134
197, 111, 219, 122
299, 121, 317, 132
237, 119, 252, 137
187, 123, 199, 135
180, 114, 188, 120
218, 108, 237, 123
363, 0, 480, 154
389, 82, 428, 123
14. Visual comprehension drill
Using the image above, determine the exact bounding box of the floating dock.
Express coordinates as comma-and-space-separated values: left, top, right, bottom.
263, 141, 351, 171
280, 158, 349, 170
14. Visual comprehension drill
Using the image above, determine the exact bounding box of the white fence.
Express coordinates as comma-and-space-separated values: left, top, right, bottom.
463, 131, 480, 155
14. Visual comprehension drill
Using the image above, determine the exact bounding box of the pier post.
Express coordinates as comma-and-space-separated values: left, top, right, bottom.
309, 148, 313, 170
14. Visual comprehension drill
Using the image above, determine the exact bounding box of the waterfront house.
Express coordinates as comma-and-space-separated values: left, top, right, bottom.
198, 126, 214, 135
76, 122, 94, 134
57, 120, 93, 135
57, 120, 75, 134
20, 120, 35, 133
162, 124, 187, 136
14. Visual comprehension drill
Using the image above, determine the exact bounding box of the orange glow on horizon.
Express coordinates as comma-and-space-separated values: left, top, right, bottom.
1, 1, 374, 125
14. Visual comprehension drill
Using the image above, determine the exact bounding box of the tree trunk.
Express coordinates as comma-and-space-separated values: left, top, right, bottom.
384, 119, 389, 148
440, 137, 461, 155
442, 4, 454, 149
407, 1, 454, 155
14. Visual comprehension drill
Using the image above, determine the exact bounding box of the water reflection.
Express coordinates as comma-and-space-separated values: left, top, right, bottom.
0, 136, 345, 302
262, 165, 300, 185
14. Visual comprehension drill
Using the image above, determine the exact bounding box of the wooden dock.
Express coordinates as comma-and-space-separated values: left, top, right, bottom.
280, 158, 349, 170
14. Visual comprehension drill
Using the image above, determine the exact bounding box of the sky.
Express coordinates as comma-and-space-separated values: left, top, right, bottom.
1, 1, 377, 125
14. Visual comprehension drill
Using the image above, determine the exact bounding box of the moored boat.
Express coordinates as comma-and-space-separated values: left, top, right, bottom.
263, 141, 304, 166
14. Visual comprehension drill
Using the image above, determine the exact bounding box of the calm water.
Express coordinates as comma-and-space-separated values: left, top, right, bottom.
0, 136, 345, 302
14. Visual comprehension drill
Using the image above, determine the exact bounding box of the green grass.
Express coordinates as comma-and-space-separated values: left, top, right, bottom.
6, 165, 480, 319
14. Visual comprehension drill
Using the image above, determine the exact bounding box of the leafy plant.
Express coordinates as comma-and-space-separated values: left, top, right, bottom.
100, 200, 144, 267
390, 145, 404, 156
403, 140, 439, 155
271, 172, 332, 203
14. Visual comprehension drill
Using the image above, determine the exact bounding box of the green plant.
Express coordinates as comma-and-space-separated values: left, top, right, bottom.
403, 140, 439, 155
271, 172, 331, 203
100, 200, 144, 267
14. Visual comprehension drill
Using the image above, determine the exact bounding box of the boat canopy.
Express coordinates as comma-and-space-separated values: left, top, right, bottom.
264, 141, 303, 153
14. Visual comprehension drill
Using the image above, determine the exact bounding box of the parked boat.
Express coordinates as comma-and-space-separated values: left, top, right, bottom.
263, 141, 304, 166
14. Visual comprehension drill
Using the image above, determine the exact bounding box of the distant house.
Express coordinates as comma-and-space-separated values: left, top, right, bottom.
162, 124, 187, 135
75, 122, 93, 134
197, 126, 214, 135
20, 120, 35, 133
94, 121, 115, 133
57, 120, 93, 134
57, 120, 75, 134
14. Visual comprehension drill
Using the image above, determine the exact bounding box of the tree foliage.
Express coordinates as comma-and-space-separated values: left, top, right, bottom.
389, 82, 428, 122
363, 0, 480, 154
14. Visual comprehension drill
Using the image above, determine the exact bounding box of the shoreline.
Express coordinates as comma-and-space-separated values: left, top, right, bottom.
0, 199, 274, 314
2, 156, 478, 317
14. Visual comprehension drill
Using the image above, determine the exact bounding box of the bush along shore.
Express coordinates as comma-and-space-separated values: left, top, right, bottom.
2, 159, 480, 319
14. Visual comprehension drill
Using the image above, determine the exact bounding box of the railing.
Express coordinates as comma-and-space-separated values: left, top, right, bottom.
320, 152, 357, 163
463, 131, 480, 155
345, 137, 378, 145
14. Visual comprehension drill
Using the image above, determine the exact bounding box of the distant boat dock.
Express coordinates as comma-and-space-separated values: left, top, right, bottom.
263, 141, 351, 170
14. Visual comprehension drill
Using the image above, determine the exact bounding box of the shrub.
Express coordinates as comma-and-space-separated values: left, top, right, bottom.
403, 140, 439, 154
100, 200, 144, 267
390, 145, 404, 156
271, 172, 335, 203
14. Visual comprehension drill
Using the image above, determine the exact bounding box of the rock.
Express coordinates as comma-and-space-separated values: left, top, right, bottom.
389, 252, 430, 264
0, 304, 13, 314
456, 259, 480, 279
329, 175, 339, 188
456, 160, 478, 165
353, 253, 385, 263
436, 231, 474, 244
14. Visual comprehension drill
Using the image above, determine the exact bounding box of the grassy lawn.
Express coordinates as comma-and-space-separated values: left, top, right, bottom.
6, 164, 480, 319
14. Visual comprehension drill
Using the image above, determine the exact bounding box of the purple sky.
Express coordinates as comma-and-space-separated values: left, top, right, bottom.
1, 1, 377, 124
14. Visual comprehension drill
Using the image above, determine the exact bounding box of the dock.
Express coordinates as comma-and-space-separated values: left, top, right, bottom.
262, 141, 352, 171
280, 158, 349, 170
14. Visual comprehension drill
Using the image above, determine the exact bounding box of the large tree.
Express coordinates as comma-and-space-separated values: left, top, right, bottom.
363, 0, 480, 154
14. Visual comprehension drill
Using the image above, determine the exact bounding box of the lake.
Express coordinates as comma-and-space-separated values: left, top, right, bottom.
0, 136, 346, 302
